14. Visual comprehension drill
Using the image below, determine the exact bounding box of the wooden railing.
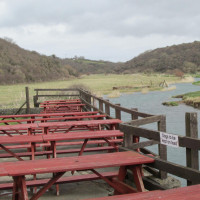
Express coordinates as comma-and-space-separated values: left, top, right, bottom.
30, 87, 200, 187
79, 88, 167, 179
79, 88, 200, 185
33, 88, 80, 107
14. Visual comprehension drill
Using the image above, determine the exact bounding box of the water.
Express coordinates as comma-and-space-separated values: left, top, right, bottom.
106, 80, 200, 186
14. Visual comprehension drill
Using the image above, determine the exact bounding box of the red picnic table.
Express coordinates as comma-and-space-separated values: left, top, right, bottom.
0, 119, 122, 136
41, 99, 81, 104
0, 151, 154, 200
0, 130, 123, 160
84, 184, 200, 200
0, 111, 100, 124
41, 103, 85, 113
0, 114, 107, 125
40, 99, 81, 106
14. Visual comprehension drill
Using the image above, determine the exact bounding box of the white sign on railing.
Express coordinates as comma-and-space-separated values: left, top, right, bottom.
160, 132, 179, 148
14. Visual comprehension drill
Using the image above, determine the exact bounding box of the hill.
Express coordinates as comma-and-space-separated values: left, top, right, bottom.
0, 38, 78, 84
119, 41, 200, 74
1, 37, 200, 85
62, 57, 121, 74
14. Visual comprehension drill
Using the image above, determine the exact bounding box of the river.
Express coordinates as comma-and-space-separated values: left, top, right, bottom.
106, 80, 200, 186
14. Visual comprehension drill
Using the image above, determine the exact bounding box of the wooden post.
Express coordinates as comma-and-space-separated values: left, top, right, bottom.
98, 98, 104, 112
86, 95, 92, 111
131, 108, 138, 120
186, 112, 199, 186
157, 115, 167, 179
33, 96, 38, 107
92, 97, 98, 111
105, 100, 110, 116
25, 87, 30, 114
115, 104, 121, 120
123, 130, 133, 148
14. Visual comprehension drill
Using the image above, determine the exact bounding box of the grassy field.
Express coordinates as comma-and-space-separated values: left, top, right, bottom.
173, 91, 200, 108
193, 81, 200, 86
0, 74, 190, 109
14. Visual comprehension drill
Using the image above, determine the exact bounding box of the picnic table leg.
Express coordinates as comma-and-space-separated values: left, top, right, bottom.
27, 128, 32, 153
133, 136, 140, 152
71, 139, 89, 175
129, 165, 145, 192
0, 144, 24, 161
12, 176, 28, 200
12, 176, 19, 200
42, 127, 51, 159
103, 138, 119, 152
20, 176, 29, 200
114, 166, 127, 195
51, 141, 59, 196
79, 139, 88, 156
30, 172, 65, 200
91, 169, 136, 195
31, 142, 37, 194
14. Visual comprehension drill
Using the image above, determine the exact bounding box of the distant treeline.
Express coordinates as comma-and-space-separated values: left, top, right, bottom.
0, 37, 200, 84
0, 38, 78, 84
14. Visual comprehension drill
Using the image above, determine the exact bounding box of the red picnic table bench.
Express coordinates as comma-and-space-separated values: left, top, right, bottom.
0, 151, 154, 200
0, 119, 122, 136
0, 130, 123, 160
41, 103, 86, 113
84, 184, 200, 200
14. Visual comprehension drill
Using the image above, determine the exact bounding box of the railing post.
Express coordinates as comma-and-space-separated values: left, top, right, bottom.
131, 108, 138, 120
99, 98, 104, 112
158, 115, 167, 179
92, 97, 98, 111
25, 87, 30, 114
105, 99, 110, 117
115, 104, 121, 120
86, 94, 92, 111
186, 112, 199, 186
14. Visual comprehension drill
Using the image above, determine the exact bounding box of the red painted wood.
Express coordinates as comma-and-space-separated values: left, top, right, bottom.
42, 99, 80, 103
0, 139, 123, 150
0, 135, 43, 144
40, 100, 81, 105
0, 130, 123, 144
41, 103, 85, 108
0, 111, 99, 119
0, 119, 122, 131
0, 151, 154, 176
0, 146, 117, 158
84, 184, 200, 200
0, 171, 118, 190
0, 114, 106, 124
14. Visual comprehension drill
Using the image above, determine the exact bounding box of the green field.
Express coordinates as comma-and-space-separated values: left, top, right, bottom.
0, 74, 187, 109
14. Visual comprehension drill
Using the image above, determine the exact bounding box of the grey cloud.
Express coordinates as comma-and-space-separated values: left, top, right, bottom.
0, 0, 200, 61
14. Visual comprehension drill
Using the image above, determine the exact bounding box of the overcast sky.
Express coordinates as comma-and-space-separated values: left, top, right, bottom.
0, 0, 200, 62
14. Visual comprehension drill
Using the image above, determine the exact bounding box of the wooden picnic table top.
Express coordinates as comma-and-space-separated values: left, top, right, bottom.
0, 119, 122, 131
0, 130, 123, 144
0, 114, 107, 124
40, 101, 81, 105
0, 111, 99, 119
42, 99, 80, 103
84, 184, 200, 200
0, 151, 154, 176
41, 103, 85, 108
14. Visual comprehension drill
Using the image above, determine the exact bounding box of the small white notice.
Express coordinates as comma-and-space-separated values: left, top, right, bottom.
160, 132, 179, 148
